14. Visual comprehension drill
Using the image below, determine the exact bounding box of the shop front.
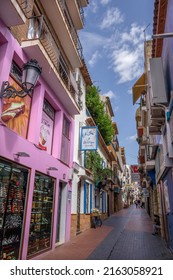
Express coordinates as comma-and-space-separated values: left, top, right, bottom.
0, 158, 57, 260
0, 20, 74, 259
0, 154, 71, 260
27, 172, 55, 258
0, 158, 29, 260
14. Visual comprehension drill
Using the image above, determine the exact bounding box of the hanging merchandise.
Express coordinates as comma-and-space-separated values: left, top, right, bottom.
27, 173, 55, 258
0, 159, 28, 260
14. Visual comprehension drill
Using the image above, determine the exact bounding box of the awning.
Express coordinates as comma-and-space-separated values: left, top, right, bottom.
132, 73, 146, 105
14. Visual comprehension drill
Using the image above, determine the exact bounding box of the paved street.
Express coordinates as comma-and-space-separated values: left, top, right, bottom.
39, 206, 173, 260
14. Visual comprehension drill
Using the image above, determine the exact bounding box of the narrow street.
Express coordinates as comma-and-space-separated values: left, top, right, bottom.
39, 206, 173, 260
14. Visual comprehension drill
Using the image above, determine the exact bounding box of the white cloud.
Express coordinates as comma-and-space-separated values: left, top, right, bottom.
100, 7, 124, 29
102, 90, 118, 100
101, 0, 111, 5
80, 20, 145, 84
89, 0, 98, 13
126, 134, 137, 141
80, 31, 109, 54
111, 44, 143, 83
127, 88, 132, 94
109, 23, 145, 83
121, 23, 145, 45
88, 51, 101, 67
113, 106, 119, 112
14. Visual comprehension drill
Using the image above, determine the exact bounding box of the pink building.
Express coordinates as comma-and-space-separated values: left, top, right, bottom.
0, 0, 88, 260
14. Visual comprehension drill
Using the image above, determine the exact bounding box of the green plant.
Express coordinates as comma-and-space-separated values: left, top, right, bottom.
138, 166, 144, 173
86, 151, 113, 186
86, 85, 114, 145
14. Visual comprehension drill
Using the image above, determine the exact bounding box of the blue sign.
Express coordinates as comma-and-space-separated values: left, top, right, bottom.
80, 126, 98, 151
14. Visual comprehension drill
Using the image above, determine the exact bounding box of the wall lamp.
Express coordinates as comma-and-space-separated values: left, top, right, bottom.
14, 152, 30, 159
152, 32, 173, 39
0, 59, 42, 99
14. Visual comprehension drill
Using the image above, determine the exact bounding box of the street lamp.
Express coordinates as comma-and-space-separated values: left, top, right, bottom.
0, 59, 42, 99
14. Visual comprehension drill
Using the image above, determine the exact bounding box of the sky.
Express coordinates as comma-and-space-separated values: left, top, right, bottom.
79, 0, 154, 165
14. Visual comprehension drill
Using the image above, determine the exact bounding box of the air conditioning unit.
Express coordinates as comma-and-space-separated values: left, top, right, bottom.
149, 57, 168, 104
73, 162, 80, 173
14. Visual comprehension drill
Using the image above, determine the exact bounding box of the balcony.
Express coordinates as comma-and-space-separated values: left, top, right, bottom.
112, 134, 119, 152
148, 106, 165, 135
66, 0, 85, 29
150, 106, 165, 123
0, 0, 30, 27
16, 16, 80, 115
108, 143, 117, 161
146, 159, 155, 170
137, 127, 144, 137
113, 176, 121, 187
41, 0, 83, 67
81, 0, 89, 6
138, 155, 145, 164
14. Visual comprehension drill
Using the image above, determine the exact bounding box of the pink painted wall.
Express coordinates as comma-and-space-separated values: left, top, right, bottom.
0, 20, 75, 259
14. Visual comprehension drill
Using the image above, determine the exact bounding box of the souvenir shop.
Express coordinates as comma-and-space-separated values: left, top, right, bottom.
0, 158, 55, 260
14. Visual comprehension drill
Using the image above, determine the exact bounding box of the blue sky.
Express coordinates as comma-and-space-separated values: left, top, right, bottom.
79, 0, 154, 165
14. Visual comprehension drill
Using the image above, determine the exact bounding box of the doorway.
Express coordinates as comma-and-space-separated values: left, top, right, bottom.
56, 182, 67, 245
0, 158, 28, 260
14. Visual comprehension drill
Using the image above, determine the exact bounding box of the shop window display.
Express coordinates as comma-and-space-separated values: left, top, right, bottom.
27, 173, 55, 257
0, 160, 28, 260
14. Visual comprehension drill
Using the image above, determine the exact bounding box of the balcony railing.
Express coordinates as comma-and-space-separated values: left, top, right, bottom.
23, 15, 79, 103
58, 0, 83, 60
77, 0, 85, 24
16, 0, 33, 18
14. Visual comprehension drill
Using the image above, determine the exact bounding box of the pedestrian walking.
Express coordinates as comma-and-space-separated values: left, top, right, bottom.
137, 199, 140, 208
135, 200, 138, 208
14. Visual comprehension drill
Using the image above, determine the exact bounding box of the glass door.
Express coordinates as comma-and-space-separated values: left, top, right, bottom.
27, 173, 55, 258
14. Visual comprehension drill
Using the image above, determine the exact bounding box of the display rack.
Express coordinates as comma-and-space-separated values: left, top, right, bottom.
27, 174, 54, 257
0, 162, 27, 260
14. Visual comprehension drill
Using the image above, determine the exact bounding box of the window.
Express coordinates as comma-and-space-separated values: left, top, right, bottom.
1, 61, 32, 138
60, 117, 70, 165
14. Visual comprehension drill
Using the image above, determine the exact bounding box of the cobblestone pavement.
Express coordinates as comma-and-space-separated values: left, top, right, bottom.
39, 206, 173, 260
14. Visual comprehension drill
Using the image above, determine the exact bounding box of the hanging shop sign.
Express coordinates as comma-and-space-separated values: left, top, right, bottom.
130, 165, 140, 183
80, 126, 98, 151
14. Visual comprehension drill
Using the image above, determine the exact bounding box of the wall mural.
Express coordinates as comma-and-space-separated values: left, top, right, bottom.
1, 76, 31, 138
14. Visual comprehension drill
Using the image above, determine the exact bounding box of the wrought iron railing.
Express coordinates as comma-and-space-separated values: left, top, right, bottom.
58, 0, 83, 60
16, 0, 33, 18
26, 15, 78, 102
76, 0, 85, 24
